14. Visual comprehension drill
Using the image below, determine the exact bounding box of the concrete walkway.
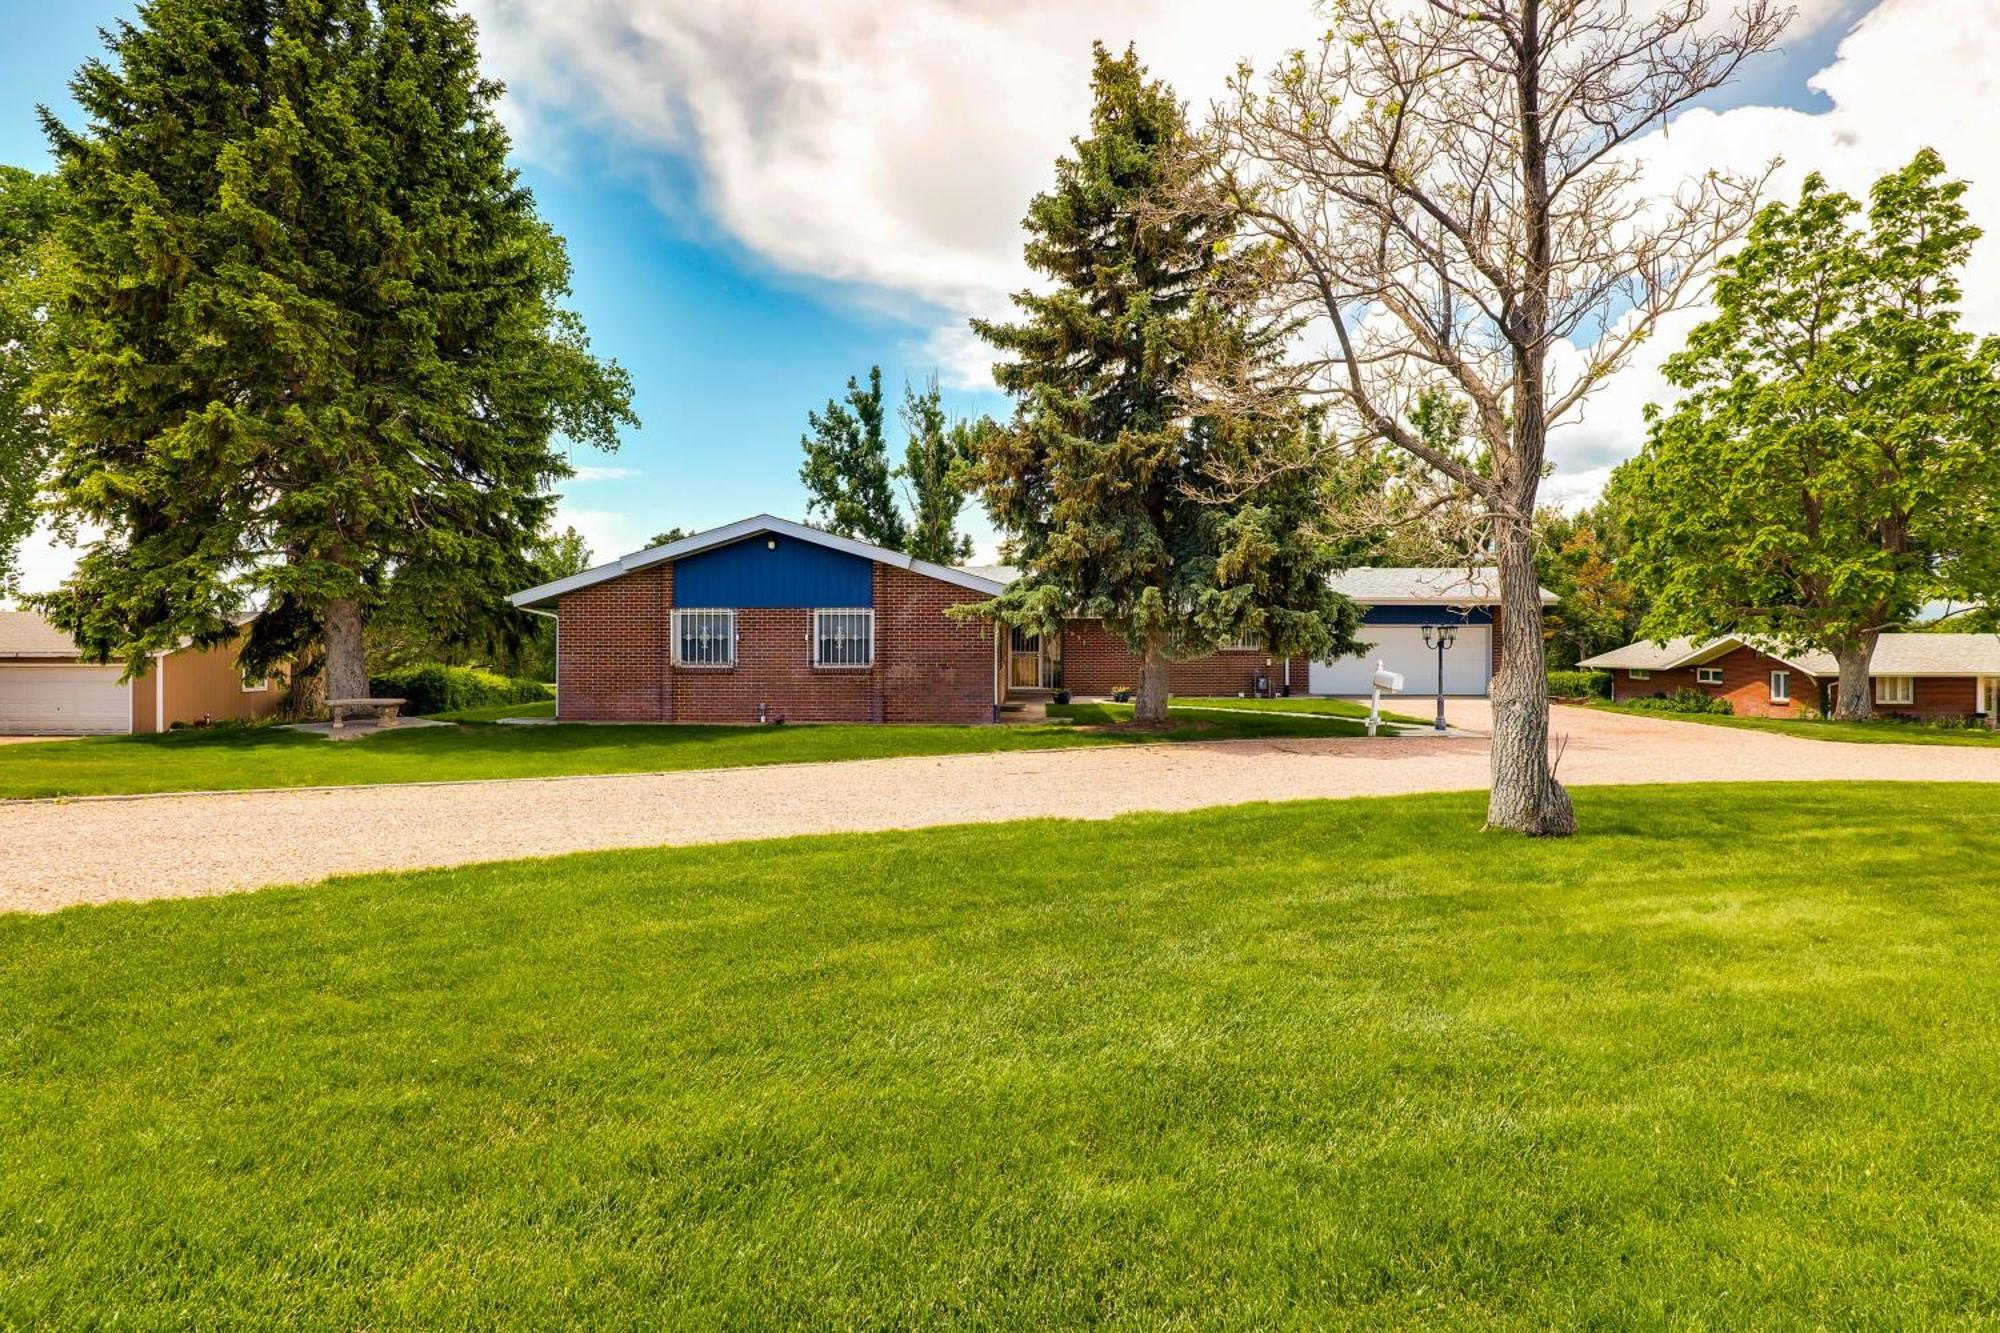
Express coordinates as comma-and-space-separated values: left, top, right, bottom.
6, 703, 1998, 913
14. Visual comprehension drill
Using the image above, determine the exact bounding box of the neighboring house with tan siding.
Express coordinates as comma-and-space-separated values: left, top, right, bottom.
0, 611, 285, 735
1580, 634, 2000, 722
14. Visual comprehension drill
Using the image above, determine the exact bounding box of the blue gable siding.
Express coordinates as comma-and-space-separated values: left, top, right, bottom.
1360, 604, 1494, 626
673, 534, 875, 608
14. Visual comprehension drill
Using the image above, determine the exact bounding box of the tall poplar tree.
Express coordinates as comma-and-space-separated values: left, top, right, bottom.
968, 44, 1357, 724
34, 0, 634, 698
897, 375, 979, 566
799, 366, 906, 550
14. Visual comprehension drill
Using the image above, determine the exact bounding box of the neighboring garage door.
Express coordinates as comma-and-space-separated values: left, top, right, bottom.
1310, 624, 1493, 696
0, 663, 130, 734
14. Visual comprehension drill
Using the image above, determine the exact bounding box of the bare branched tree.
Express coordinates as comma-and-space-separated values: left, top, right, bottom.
1200, 0, 1788, 834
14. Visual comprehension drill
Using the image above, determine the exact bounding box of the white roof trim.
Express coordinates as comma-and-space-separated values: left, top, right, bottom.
509, 514, 1011, 608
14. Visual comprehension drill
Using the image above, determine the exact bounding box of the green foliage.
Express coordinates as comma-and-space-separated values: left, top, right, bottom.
1621, 687, 1735, 716
0, 167, 64, 590
365, 664, 550, 716
369, 524, 591, 680
1537, 483, 1648, 668
1546, 669, 1612, 701
7, 786, 2000, 1322
1625, 150, 2000, 666
800, 365, 907, 550
31, 0, 635, 685
965, 44, 1359, 672
897, 376, 980, 565
648, 527, 691, 548
800, 368, 985, 563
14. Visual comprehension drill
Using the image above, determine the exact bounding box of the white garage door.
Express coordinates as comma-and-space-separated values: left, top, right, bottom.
0, 664, 131, 734
1311, 625, 1492, 697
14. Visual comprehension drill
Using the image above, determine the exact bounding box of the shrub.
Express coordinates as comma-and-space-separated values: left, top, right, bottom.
1622, 687, 1733, 716
367, 664, 552, 717
1546, 669, 1611, 700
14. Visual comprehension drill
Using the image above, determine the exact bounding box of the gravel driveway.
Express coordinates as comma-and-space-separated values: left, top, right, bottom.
7, 704, 1998, 913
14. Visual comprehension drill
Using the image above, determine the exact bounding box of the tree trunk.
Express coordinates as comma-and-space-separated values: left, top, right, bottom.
1485, 516, 1577, 836
1133, 637, 1170, 725
1830, 634, 1878, 721
323, 597, 368, 706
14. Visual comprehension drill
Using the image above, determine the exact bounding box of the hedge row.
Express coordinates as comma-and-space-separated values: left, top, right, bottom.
1546, 669, 1612, 700
367, 665, 552, 717
1619, 687, 1734, 716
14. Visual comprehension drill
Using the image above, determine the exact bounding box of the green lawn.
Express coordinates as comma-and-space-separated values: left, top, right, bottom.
1591, 700, 2000, 746
6, 783, 2000, 1325
1173, 694, 1431, 725
0, 702, 1371, 800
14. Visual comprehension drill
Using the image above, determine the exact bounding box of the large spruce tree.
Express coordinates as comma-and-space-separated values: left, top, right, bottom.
34, 0, 633, 699
969, 44, 1356, 723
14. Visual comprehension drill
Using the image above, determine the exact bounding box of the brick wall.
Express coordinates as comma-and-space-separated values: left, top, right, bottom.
555, 566, 670, 722
1609, 646, 1810, 717
555, 560, 996, 725
877, 566, 999, 722
1058, 619, 1312, 697
1613, 647, 1984, 720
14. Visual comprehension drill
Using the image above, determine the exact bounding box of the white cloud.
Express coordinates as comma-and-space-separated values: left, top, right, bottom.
567, 464, 643, 482
1541, 0, 2000, 498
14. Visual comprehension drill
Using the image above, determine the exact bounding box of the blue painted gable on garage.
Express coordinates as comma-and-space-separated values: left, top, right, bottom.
1360, 604, 1493, 626
673, 533, 875, 608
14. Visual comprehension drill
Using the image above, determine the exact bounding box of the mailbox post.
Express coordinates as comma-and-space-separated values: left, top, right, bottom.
1368, 661, 1404, 737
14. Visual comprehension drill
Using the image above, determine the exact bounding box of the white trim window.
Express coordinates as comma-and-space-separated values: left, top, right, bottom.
1695, 667, 1724, 686
1769, 670, 1791, 704
1876, 675, 1914, 706
242, 675, 270, 693
673, 609, 736, 667
813, 608, 874, 668
1629, 669, 1651, 681
1222, 634, 1264, 652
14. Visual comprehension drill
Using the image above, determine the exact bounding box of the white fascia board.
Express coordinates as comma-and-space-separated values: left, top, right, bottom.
509, 513, 1009, 608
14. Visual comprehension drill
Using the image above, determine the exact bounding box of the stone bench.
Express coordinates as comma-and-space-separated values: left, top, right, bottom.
327, 697, 407, 731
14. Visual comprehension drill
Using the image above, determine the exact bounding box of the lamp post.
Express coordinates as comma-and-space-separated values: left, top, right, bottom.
1421, 622, 1457, 733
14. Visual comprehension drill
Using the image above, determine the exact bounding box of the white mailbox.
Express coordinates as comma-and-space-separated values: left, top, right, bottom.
1371, 666, 1405, 693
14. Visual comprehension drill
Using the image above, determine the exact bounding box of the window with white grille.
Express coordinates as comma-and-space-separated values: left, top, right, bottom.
1695, 667, 1724, 685
1769, 670, 1790, 703
1222, 634, 1264, 651
673, 609, 736, 667
814, 609, 873, 667
1876, 675, 1914, 706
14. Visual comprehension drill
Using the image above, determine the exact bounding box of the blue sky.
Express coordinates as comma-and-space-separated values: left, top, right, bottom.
3, 0, 1992, 584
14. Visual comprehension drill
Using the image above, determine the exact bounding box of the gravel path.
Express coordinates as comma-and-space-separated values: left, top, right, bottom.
8, 704, 1998, 913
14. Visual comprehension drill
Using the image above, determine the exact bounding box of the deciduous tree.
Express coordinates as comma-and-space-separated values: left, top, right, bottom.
1624, 151, 2000, 718
33, 0, 632, 700
968, 43, 1359, 724
897, 375, 980, 566
1202, 0, 1785, 833
0, 167, 63, 591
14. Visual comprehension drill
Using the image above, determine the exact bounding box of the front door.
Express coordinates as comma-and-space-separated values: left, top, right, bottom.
1009, 628, 1045, 689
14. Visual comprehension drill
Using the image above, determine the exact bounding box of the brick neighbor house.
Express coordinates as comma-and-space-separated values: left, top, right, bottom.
512, 516, 1551, 725
1578, 634, 2000, 722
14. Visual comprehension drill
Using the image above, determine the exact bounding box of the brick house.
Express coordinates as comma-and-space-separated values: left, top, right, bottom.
513, 517, 1550, 725
1578, 634, 2000, 722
